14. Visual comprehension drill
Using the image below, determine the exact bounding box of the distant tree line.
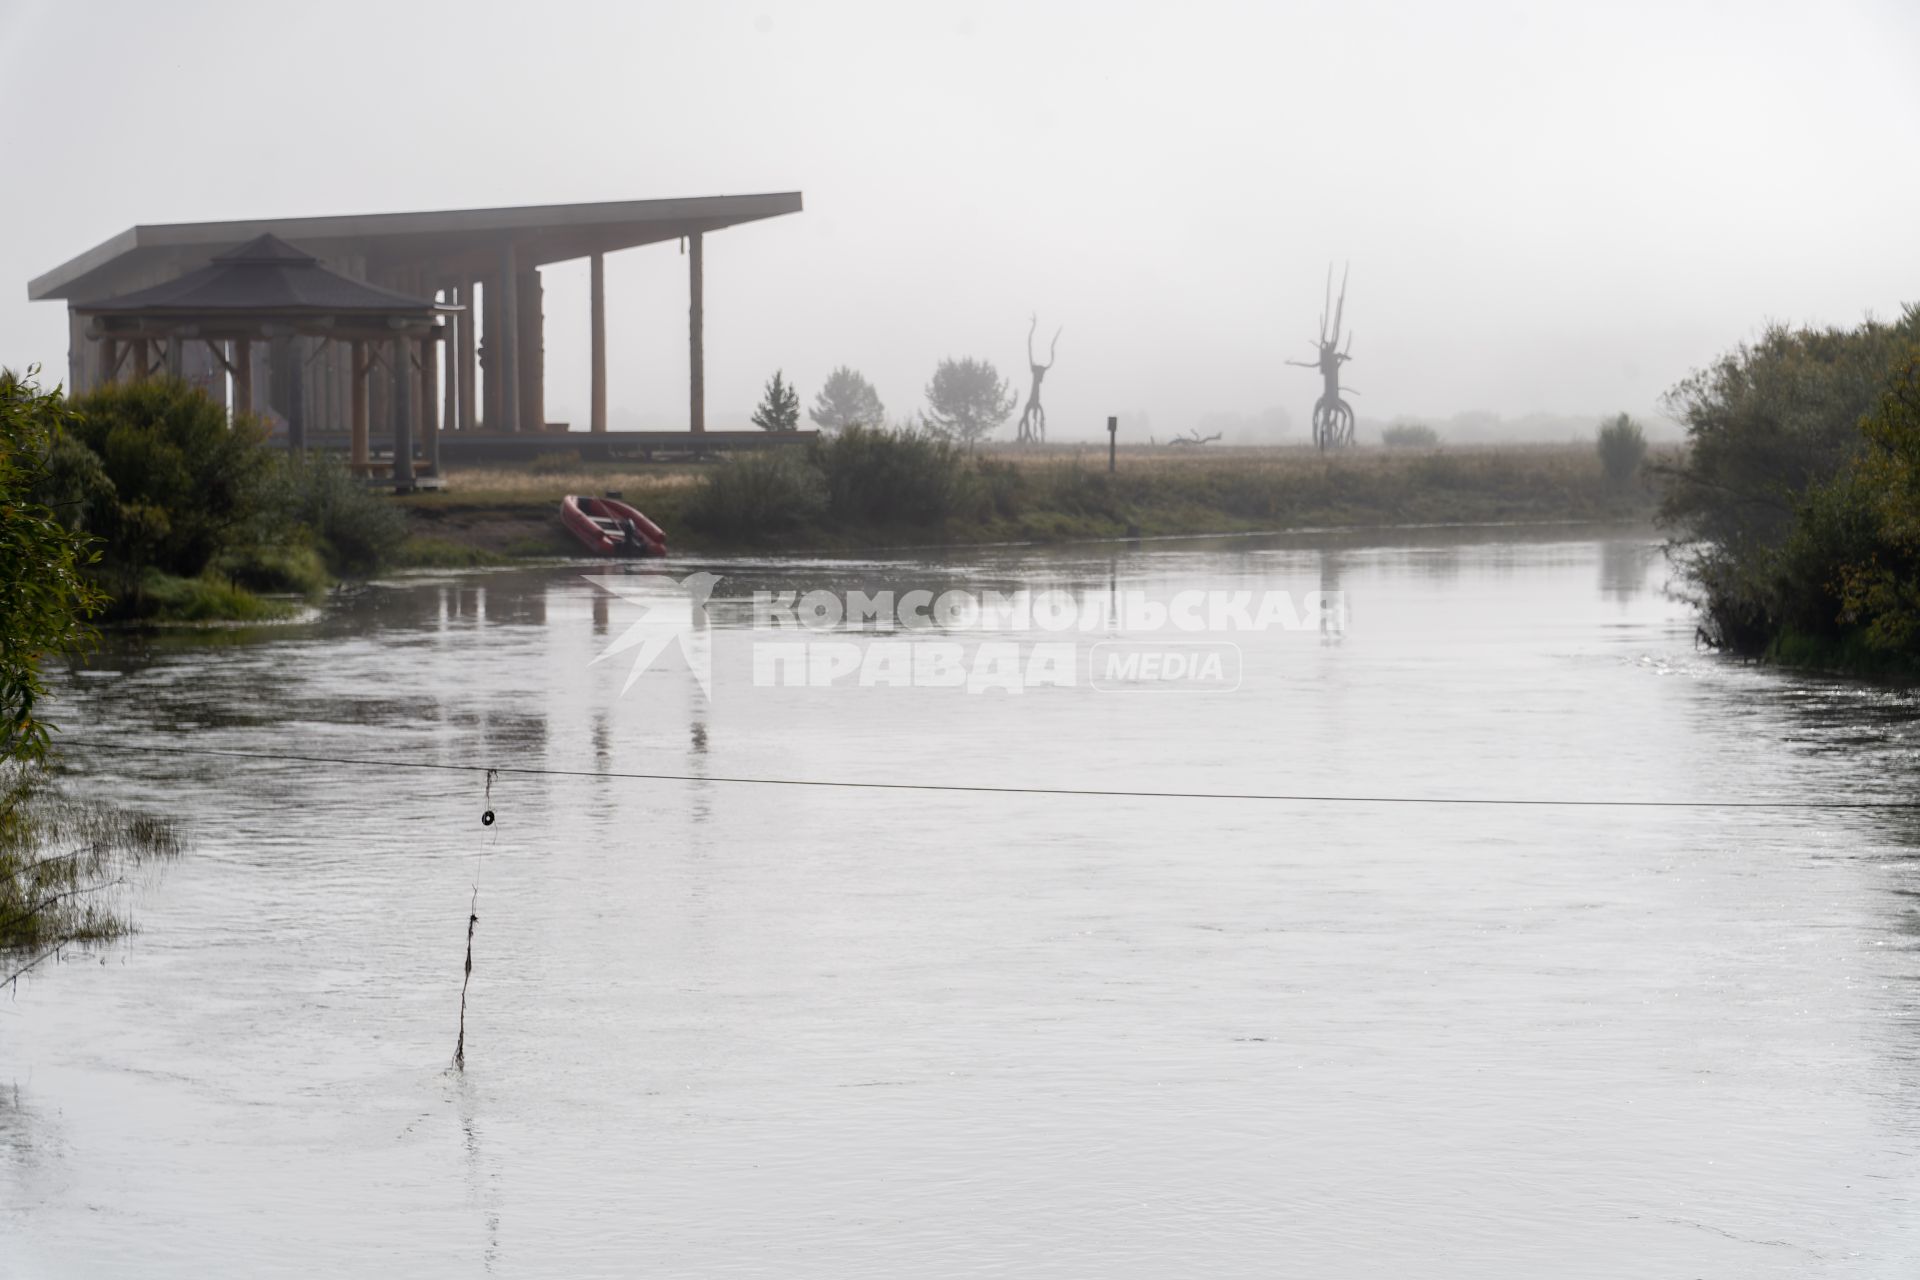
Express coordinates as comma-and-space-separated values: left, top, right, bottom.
751, 357, 1023, 447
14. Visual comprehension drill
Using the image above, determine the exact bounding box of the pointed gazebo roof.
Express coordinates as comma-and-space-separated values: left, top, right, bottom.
75, 235, 444, 338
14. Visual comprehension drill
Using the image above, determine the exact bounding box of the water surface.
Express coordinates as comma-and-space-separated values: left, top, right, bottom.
5, 528, 1919, 1277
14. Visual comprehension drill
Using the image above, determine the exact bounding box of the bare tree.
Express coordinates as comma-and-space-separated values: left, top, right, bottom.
1015, 314, 1061, 445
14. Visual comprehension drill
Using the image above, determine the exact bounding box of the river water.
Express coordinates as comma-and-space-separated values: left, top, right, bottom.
5, 526, 1920, 1277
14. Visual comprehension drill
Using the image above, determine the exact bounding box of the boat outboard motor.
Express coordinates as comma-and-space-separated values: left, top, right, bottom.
619, 517, 641, 550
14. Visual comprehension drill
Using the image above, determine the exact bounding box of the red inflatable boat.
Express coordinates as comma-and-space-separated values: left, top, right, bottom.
561, 494, 668, 558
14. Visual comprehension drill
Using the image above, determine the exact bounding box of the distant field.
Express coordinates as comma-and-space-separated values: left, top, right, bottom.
398, 441, 1668, 561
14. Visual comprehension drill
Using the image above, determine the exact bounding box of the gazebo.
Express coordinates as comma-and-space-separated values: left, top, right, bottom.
73, 234, 447, 485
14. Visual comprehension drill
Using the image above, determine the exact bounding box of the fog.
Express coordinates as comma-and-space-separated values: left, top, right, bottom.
3, 0, 1916, 442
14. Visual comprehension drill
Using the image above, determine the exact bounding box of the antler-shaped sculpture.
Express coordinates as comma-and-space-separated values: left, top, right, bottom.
1288, 263, 1357, 449
1016, 313, 1063, 445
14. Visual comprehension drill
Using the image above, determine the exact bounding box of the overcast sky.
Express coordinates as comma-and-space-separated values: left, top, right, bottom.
4, 0, 1916, 440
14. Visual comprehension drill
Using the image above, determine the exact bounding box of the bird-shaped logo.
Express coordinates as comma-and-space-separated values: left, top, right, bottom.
583, 571, 721, 697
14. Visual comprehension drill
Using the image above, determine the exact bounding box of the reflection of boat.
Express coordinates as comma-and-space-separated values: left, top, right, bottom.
561, 494, 667, 558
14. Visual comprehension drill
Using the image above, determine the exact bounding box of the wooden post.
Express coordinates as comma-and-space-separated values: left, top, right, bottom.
496, 247, 520, 433
590, 252, 607, 433
391, 333, 414, 489
1108, 415, 1117, 473
688, 231, 704, 433
459, 279, 478, 432
518, 267, 543, 432
421, 334, 440, 474
349, 341, 369, 473
130, 338, 149, 382
233, 339, 253, 417
285, 337, 306, 456
100, 337, 118, 387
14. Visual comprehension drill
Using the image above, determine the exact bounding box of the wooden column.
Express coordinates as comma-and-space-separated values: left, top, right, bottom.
350, 341, 369, 473
688, 231, 705, 433
496, 247, 520, 433
100, 338, 118, 387
517, 267, 543, 432
284, 337, 306, 455
421, 333, 440, 473
233, 339, 252, 417
129, 339, 149, 382
391, 334, 414, 489
458, 278, 478, 432
590, 252, 607, 433
442, 290, 460, 433
68, 310, 87, 393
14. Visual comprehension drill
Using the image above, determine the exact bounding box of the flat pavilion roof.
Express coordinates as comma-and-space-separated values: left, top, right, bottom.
29, 191, 803, 302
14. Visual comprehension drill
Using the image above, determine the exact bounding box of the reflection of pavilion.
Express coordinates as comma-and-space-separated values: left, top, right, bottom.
30, 192, 804, 475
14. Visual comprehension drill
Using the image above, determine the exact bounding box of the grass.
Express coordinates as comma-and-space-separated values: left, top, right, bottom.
392, 442, 1668, 559
1, 763, 181, 974
395, 536, 512, 569
129, 571, 299, 623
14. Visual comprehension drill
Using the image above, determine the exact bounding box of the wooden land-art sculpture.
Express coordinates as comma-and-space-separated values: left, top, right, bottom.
1015, 314, 1062, 445
1288, 265, 1357, 450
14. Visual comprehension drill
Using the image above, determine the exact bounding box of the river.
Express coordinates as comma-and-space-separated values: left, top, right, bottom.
4, 527, 1919, 1276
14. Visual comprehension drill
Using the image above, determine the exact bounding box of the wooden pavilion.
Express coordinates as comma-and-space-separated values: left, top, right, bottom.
73, 234, 446, 483
29, 192, 805, 462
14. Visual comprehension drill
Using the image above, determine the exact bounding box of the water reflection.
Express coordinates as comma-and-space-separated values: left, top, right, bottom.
1599, 536, 1658, 602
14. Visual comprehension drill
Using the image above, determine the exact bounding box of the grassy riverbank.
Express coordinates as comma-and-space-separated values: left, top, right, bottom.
397, 441, 1665, 560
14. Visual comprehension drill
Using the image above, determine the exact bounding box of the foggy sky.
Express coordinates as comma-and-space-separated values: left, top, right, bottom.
3, 0, 1916, 442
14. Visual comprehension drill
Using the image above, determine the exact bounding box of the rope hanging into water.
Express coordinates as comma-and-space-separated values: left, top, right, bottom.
53, 737, 1920, 812
452, 767, 497, 1073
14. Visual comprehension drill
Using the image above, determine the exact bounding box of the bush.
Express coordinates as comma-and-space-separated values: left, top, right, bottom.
275, 452, 406, 577
1661, 310, 1920, 654
810, 424, 976, 525
1, 370, 106, 763
683, 450, 826, 538
1662, 315, 1919, 558
1381, 423, 1440, 449
1596, 414, 1647, 489
212, 543, 330, 596
65, 377, 274, 581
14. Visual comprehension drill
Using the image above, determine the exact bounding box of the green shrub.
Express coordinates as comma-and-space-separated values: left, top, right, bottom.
1031, 462, 1119, 518
276, 452, 406, 576
1596, 414, 1646, 490
1381, 423, 1440, 449
212, 543, 330, 596
65, 377, 274, 580
810, 424, 974, 525
683, 450, 827, 538
2, 369, 107, 763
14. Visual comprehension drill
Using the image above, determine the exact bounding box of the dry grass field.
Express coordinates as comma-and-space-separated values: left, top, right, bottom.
397, 441, 1667, 561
